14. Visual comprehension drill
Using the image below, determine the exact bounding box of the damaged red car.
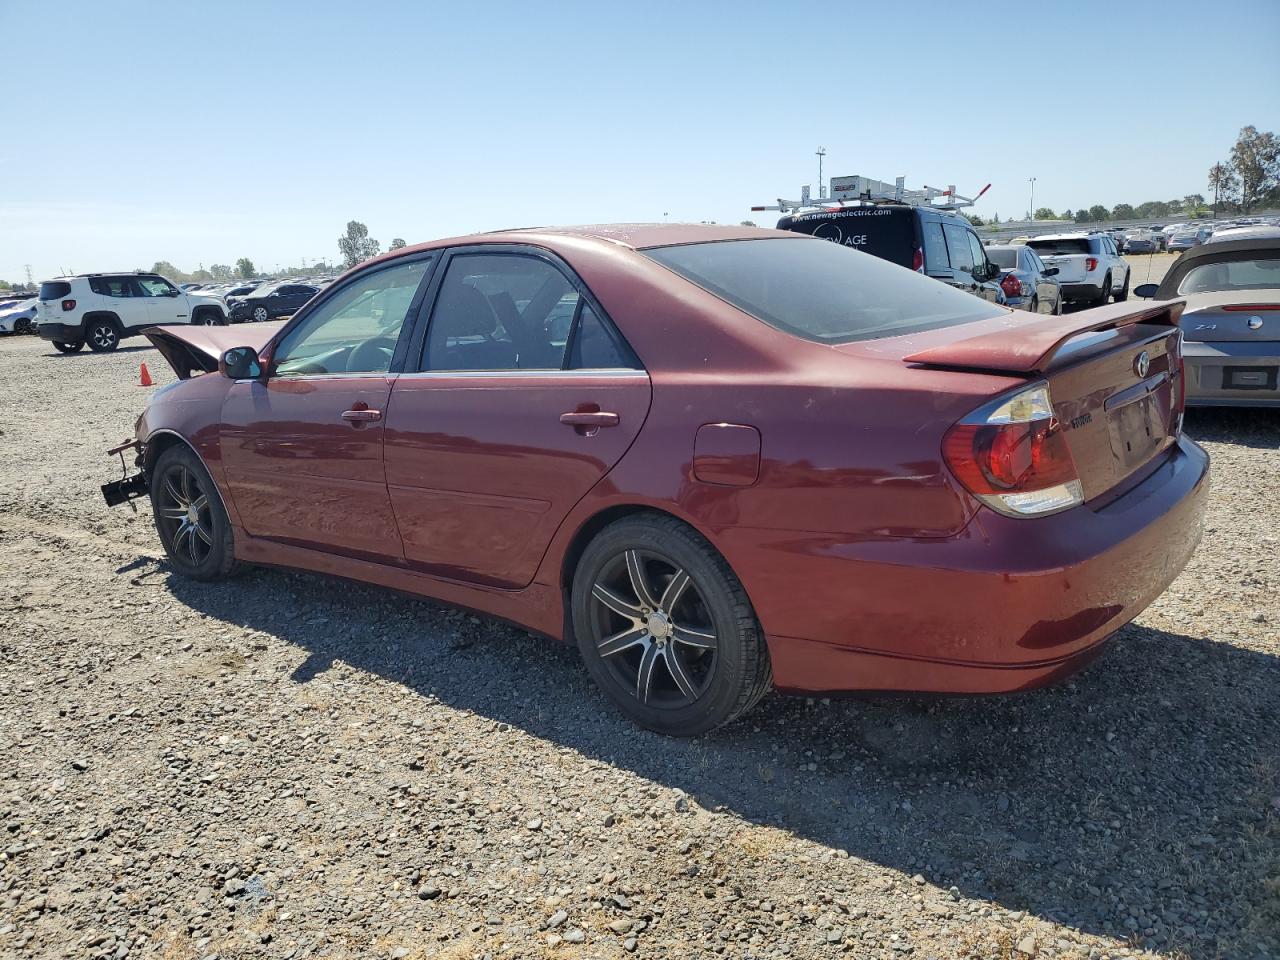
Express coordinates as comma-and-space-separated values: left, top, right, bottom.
104, 224, 1209, 735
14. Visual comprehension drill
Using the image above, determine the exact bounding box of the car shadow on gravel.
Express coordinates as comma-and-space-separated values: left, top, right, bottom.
162, 567, 1279, 959
1184, 406, 1280, 449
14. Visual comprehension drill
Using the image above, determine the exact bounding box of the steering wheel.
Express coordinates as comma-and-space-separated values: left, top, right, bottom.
346, 336, 398, 373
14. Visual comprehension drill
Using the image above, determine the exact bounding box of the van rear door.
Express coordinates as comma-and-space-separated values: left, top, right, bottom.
776, 207, 916, 267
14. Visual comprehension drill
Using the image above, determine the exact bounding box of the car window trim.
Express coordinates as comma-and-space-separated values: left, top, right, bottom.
265, 251, 440, 378
404, 243, 643, 375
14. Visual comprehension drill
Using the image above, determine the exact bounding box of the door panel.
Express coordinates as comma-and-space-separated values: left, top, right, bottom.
383, 372, 651, 588
220, 376, 402, 561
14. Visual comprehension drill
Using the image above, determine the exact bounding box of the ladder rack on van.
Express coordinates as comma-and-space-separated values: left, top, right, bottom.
752, 175, 991, 215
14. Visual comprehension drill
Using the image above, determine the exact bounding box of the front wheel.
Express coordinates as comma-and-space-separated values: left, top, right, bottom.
572, 514, 772, 736
251, 306, 270, 323
1054, 293, 1064, 315
150, 445, 241, 581
52, 340, 84, 353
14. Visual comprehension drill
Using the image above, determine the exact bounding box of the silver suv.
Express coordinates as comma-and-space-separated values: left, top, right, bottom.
36, 273, 226, 353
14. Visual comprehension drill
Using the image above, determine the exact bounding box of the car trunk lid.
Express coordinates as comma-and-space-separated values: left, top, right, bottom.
903, 300, 1187, 501
1179, 294, 1280, 343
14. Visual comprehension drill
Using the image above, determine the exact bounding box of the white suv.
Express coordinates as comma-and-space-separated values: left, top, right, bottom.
36, 273, 226, 353
1025, 234, 1132, 306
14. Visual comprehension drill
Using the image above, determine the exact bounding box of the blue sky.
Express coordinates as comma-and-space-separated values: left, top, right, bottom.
2, 0, 1277, 282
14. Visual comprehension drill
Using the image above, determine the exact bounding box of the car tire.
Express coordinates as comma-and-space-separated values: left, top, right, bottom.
1114, 273, 1130, 302
193, 308, 222, 326
572, 513, 772, 736
251, 306, 270, 323
1094, 274, 1111, 307
86, 318, 122, 352
52, 340, 84, 353
1029, 296, 1039, 314
150, 444, 242, 582
1054, 294, 1064, 315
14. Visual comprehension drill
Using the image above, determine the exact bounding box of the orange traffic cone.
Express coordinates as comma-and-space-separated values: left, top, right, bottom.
139, 362, 153, 387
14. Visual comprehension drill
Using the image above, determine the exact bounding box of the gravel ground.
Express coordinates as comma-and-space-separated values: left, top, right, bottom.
0, 322, 1276, 960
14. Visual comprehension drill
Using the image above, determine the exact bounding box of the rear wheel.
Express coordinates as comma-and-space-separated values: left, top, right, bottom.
52, 340, 84, 353
572, 514, 771, 736
1094, 273, 1111, 307
1029, 296, 1039, 314
150, 445, 241, 581
86, 318, 121, 352
1054, 293, 1064, 315
1114, 272, 1130, 302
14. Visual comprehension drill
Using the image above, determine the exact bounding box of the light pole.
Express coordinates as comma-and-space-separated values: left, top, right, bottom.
1028, 178, 1036, 222
816, 147, 826, 200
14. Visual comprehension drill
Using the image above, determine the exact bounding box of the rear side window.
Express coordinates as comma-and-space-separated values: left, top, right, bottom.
942, 224, 974, 272
921, 220, 948, 271
568, 303, 637, 369
89, 277, 136, 297
776, 208, 915, 267
644, 237, 1003, 344
39, 281, 71, 300
1028, 238, 1091, 256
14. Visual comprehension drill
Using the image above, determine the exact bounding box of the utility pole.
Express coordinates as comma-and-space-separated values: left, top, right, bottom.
24, 264, 33, 287
816, 147, 827, 200
1028, 178, 1036, 222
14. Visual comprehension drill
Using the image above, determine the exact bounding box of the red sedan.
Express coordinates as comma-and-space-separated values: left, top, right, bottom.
106, 224, 1209, 735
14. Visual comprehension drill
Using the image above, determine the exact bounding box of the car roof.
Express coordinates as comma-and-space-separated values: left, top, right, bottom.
1156, 236, 1280, 297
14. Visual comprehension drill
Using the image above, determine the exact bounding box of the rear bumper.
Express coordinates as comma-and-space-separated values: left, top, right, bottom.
1060, 281, 1103, 300
723, 437, 1210, 693
38, 322, 82, 341
1184, 340, 1280, 406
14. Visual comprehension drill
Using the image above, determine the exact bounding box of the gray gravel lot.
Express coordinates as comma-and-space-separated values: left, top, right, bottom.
0, 302, 1276, 960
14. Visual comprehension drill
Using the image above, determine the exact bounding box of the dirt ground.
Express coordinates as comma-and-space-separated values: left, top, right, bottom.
0, 298, 1276, 960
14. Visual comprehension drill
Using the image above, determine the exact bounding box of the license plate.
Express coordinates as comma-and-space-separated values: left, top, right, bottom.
1223, 366, 1277, 390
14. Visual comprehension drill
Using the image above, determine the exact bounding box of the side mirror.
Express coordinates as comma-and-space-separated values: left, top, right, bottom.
1043, 266, 1059, 277
219, 346, 262, 380
982, 262, 1000, 282
1134, 283, 1159, 299
167, 288, 181, 297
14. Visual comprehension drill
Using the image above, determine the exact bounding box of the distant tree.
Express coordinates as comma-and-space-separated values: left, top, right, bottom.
965, 214, 984, 226
1207, 162, 1241, 215
389, 238, 407, 250
1086, 205, 1110, 222
1061, 209, 1073, 220
1033, 207, 1056, 220
236, 258, 256, 279
209, 264, 234, 281
151, 260, 183, 280
339, 221, 381, 268
1228, 125, 1280, 211
1074, 209, 1092, 223
1112, 203, 1136, 220
1166, 198, 1184, 214
0, 280, 11, 291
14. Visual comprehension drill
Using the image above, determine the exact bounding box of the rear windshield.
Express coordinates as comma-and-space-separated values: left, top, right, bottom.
1027, 238, 1091, 256
39, 281, 71, 300
776, 208, 915, 266
987, 249, 1018, 268
1176, 257, 1280, 294
643, 238, 1004, 344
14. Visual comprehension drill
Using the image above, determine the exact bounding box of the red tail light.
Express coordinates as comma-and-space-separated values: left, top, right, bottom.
942, 384, 1083, 517
1085, 257, 1098, 272
999, 273, 1022, 298
911, 247, 924, 272
61, 299, 76, 311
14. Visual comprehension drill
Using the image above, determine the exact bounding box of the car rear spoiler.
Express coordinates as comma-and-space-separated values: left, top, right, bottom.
903, 300, 1186, 375
143, 322, 284, 379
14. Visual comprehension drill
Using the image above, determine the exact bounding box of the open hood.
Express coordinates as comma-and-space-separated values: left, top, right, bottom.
143, 322, 286, 378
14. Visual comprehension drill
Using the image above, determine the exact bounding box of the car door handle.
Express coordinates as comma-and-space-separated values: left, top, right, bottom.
341, 408, 382, 423
560, 411, 619, 427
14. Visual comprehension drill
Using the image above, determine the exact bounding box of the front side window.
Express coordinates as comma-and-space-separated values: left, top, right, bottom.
966, 232, 988, 274
421, 254, 577, 371
136, 276, 176, 297
272, 258, 431, 376
1176, 257, 1280, 294
644, 237, 1003, 345
942, 224, 974, 273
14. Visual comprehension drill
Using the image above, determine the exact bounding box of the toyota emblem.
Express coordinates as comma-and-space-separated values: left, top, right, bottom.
1248, 316, 1264, 330
1134, 350, 1150, 378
